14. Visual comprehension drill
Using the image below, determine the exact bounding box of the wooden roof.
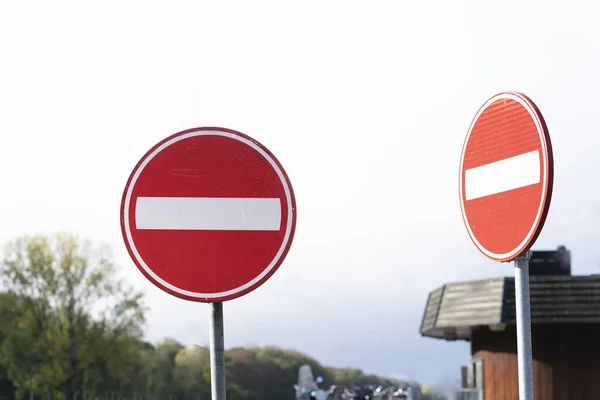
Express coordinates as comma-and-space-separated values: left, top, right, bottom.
420, 274, 600, 341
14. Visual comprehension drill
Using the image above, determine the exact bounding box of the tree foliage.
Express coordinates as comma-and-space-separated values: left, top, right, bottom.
0, 233, 434, 400
0, 233, 145, 399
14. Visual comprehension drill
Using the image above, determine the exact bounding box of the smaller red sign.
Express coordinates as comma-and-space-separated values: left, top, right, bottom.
459, 92, 554, 262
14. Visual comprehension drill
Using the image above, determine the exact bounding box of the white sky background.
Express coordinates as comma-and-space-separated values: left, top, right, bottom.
1, 0, 600, 386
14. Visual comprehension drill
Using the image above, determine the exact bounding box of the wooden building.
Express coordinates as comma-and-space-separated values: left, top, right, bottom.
419, 246, 600, 400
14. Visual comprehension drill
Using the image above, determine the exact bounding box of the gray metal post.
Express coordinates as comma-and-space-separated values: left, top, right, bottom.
209, 302, 226, 400
514, 251, 534, 400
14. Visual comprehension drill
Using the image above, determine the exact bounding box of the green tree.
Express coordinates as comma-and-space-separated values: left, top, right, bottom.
173, 345, 210, 400
145, 338, 184, 400
328, 367, 403, 389
0, 292, 21, 400
0, 233, 146, 400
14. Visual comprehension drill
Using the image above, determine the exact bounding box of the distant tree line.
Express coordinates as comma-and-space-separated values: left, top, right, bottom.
0, 233, 445, 400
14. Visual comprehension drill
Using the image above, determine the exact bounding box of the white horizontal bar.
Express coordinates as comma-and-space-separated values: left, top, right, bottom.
135, 197, 282, 231
465, 150, 540, 201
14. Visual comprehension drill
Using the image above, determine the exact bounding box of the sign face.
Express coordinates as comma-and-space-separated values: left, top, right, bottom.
120, 127, 296, 302
459, 92, 553, 262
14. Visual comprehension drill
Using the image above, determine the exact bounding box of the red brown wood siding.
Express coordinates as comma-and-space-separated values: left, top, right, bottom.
471, 324, 600, 400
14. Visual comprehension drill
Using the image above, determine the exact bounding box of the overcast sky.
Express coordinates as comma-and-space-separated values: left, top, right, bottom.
2, 0, 600, 386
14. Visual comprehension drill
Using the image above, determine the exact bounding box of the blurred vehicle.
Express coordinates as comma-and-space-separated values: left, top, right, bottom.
293, 367, 422, 400
392, 387, 409, 399
372, 385, 390, 398
340, 386, 373, 399
326, 385, 344, 399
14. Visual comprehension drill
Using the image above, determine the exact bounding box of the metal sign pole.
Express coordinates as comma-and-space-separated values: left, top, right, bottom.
209, 302, 226, 400
514, 251, 534, 400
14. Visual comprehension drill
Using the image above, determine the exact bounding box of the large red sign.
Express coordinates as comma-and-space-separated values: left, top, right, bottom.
459, 92, 554, 262
120, 127, 297, 302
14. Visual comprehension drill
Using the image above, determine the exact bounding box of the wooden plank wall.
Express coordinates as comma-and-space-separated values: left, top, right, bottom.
471, 324, 600, 400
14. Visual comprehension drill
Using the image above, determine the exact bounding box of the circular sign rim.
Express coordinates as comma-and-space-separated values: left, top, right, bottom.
120, 126, 297, 302
458, 92, 554, 262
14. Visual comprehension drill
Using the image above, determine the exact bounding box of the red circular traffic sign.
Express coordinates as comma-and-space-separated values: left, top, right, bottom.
459, 92, 554, 262
120, 127, 297, 302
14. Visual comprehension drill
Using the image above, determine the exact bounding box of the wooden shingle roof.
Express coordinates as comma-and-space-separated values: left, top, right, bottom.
420, 275, 600, 341
419, 247, 600, 341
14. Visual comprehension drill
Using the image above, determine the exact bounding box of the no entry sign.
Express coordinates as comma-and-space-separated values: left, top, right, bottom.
120, 127, 297, 302
459, 92, 553, 262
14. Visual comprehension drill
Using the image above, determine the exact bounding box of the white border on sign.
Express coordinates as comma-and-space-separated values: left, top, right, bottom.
458, 92, 550, 261
122, 130, 294, 299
